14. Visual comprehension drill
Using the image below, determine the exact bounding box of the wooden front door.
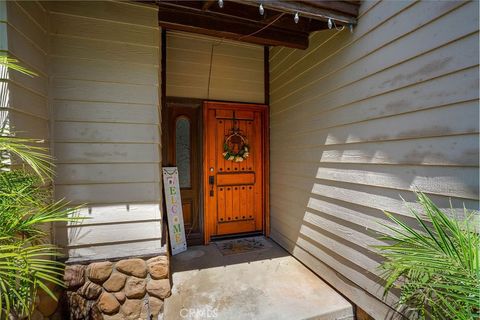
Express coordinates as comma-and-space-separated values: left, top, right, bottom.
163, 100, 203, 245
203, 101, 269, 243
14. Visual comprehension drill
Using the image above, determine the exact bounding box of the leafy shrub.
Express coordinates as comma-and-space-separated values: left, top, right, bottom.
376, 192, 479, 319
0, 56, 80, 318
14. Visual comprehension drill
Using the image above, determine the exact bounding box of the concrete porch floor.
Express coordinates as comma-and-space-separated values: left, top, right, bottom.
164, 237, 353, 320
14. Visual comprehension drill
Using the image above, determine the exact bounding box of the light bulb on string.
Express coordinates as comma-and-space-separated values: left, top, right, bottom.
294, 12, 299, 24
259, 3, 264, 15
218, 0, 223, 8
328, 18, 333, 29
349, 24, 354, 33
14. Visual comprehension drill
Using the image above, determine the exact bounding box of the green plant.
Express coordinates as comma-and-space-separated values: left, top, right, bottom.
0, 56, 81, 318
0, 56, 37, 77
375, 192, 480, 319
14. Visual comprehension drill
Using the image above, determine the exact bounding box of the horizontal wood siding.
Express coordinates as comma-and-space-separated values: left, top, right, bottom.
0, 0, 7, 128
166, 31, 264, 103
2, 1, 49, 141
269, 0, 479, 318
48, 1, 163, 261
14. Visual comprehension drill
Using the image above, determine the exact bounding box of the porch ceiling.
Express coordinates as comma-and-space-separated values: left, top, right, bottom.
154, 0, 360, 49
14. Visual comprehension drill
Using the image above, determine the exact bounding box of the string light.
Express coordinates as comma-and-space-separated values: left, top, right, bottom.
259, 3, 264, 15
215, 2, 348, 34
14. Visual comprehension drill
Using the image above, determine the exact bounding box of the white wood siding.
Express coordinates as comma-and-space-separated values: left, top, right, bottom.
166, 31, 264, 103
1, 0, 49, 141
47, 1, 163, 262
269, 1, 479, 318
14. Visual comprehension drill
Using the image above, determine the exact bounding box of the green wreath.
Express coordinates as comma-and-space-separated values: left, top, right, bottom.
222, 134, 250, 162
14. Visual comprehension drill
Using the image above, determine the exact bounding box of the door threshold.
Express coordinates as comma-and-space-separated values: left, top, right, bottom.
210, 231, 263, 242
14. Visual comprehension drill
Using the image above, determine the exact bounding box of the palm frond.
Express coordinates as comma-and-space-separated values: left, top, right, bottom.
0, 56, 37, 77
0, 55, 84, 318
0, 134, 53, 180
374, 192, 480, 320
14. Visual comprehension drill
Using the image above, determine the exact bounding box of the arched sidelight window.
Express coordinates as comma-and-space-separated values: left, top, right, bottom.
175, 116, 191, 189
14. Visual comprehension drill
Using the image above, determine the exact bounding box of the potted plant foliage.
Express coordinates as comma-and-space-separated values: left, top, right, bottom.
376, 192, 479, 319
0, 56, 80, 318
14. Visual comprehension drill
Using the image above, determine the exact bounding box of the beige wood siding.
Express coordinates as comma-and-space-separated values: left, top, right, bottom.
166, 31, 264, 103
269, 0, 479, 318
1, 1, 49, 141
47, 1, 163, 262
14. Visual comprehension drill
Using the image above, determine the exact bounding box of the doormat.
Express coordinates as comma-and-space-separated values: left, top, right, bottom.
214, 236, 272, 256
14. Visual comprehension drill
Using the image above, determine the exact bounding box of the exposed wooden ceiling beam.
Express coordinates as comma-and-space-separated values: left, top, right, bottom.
202, 0, 216, 11
231, 0, 357, 25
158, 1, 313, 33
158, 4, 309, 49
299, 0, 359, 17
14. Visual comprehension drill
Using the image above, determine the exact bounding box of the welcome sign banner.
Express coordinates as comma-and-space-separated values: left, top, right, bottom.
162, 167, 187, 255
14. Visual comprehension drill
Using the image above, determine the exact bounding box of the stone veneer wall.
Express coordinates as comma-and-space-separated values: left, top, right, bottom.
56, 255, 170, 320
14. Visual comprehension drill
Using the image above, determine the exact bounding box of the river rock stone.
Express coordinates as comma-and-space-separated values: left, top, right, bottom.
78, 281, 102, 300
103, 272, 127, 292
124, 277, 146, 299
89, 304, 104, 320
121, 299, 143, 319
147, 256, 168, 279
98, 292, 120, 314
67, 291, 89, 320
103, 314, 125, 320
87, 261, 113, 283
64, 265, 86, 288
146, 279, 171, 299
149, 296, 164, 317
140, 299, 149, 319
116, 259, 147, 278
114, 291, 126, 303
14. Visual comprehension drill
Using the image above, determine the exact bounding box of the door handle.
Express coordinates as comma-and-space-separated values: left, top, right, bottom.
209, 175, 214, 197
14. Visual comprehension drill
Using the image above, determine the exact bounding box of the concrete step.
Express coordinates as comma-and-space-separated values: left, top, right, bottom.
164, 238, 353, 320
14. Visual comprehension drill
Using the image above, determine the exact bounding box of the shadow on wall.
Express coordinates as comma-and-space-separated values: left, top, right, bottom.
269, 124, 479, 319
55, 203, 164, 263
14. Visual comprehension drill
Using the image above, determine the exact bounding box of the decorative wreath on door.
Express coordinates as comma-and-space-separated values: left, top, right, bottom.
222, 128, 250, 162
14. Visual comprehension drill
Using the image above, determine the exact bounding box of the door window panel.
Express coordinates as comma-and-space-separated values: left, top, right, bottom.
175, 117, 191, 188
